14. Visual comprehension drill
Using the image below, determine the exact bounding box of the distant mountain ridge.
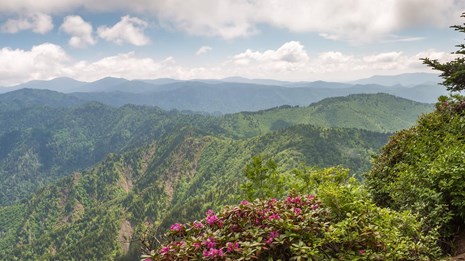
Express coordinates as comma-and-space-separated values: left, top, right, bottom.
0, 73, 446, 112
350, 72, 441, 86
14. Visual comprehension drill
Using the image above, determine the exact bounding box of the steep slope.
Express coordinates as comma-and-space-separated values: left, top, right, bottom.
0, 93, 430, 206
220, 93, 433, 138
0, 102, 218, 206
0, 124, 388, 260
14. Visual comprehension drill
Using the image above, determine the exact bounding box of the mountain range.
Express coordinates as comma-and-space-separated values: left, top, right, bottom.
0, 72, 444, 260
0, 73, 446, 114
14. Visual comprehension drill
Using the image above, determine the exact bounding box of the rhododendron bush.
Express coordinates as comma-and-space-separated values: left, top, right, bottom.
142, 186, 440, 260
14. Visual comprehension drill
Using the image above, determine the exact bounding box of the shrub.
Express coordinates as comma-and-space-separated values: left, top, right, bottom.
365, 95, 465, 251
142, 186, 439, 260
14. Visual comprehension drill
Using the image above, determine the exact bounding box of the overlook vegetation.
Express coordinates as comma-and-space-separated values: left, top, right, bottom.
0, 89, 432, 260
0, 88, 458, 260
0, 120, 389, 260
1, 13, 464, 261
1, 75, 461, 260
143, 94, 465, 260
145, 15, 465, 260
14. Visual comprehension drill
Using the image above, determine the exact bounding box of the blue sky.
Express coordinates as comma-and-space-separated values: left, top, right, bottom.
0, 0, 464, 86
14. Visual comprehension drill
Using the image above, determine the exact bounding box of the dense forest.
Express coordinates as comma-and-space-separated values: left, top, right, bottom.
142, 15, 465, 260
0, 91, 432, 260
0, 21, 462, 257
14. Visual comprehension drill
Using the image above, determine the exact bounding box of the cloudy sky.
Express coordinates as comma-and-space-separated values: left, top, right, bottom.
0, 0, 464, 86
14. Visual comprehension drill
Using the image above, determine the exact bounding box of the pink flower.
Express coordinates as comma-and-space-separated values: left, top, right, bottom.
359, 249, 366, 255
286, 196, 293, 203
269, 213, 280, 220
170, 223, 182, 232
307, 195, 315, 200
203, 237, 217, 249
160, 246, 170, 254
203, 248, 224, 258
226, 242, 240, 252
240, 200, 249, 205
206, 210, 222, 226
311, 204, 319, 210
266, 237, 274, 245
206, 214, 219, 225
294, 207, 302, 215
193, 221, 204, 229
269, 231, 280, 239
193, 242, 201, 249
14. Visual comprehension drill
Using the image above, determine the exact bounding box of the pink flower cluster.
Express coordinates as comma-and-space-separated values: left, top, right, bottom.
206, 209, 223, 227
266, 231, 280, 245
268, 213, 280, 220
203, 237, 217, 248
203, 248, 224, 258
226, 242, 240, 252
170, 223, 183, 232
151, 194, 325, 260
193, 221, 204, 229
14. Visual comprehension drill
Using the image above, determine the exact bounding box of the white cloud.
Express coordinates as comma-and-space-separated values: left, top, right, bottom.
196, 46, 212, 55
0, 41, 459, 86
60, 15, 95, 48
1, 0, 464, 41
1, 13, 53, 34
232, 41, 309, 71
97, 15, 150, 46
0, 43, 69, 85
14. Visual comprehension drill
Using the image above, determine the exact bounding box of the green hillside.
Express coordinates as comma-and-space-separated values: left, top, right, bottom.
220, 93, 433, 138
0, 93, 428, 206
0, 92, 433, 260
0, 124, 388, 260
0, 102, 217, 206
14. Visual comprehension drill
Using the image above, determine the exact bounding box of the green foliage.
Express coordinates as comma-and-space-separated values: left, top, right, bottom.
422, 13, 465, 92
241, 156, 285, 200
144, 172, 440, 260
0, 92, 422, 260
0, 102, 219, 206
365, 94, 465, 251
221, 93, 433, 138
0, 122, 388, 260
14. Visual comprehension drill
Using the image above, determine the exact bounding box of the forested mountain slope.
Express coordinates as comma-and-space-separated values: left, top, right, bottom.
0, 92, 431, 207
0, 102, 217, 206
0, 124, 388, 260
220, 93, 433, 137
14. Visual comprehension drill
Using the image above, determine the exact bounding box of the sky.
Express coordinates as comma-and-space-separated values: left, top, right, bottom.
0, 0, 464, 86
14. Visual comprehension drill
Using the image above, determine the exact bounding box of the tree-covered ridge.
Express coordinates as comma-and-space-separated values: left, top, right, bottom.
0, 122, 388, 260
0, 93, 428, 206
0, 102, 222, 206
220, 93, 433, 138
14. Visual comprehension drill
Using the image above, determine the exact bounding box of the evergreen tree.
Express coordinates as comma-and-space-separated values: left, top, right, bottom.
423, 13, 465, 92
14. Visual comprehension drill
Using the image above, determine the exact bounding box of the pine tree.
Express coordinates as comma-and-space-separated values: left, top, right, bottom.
422, 13, 465, 92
